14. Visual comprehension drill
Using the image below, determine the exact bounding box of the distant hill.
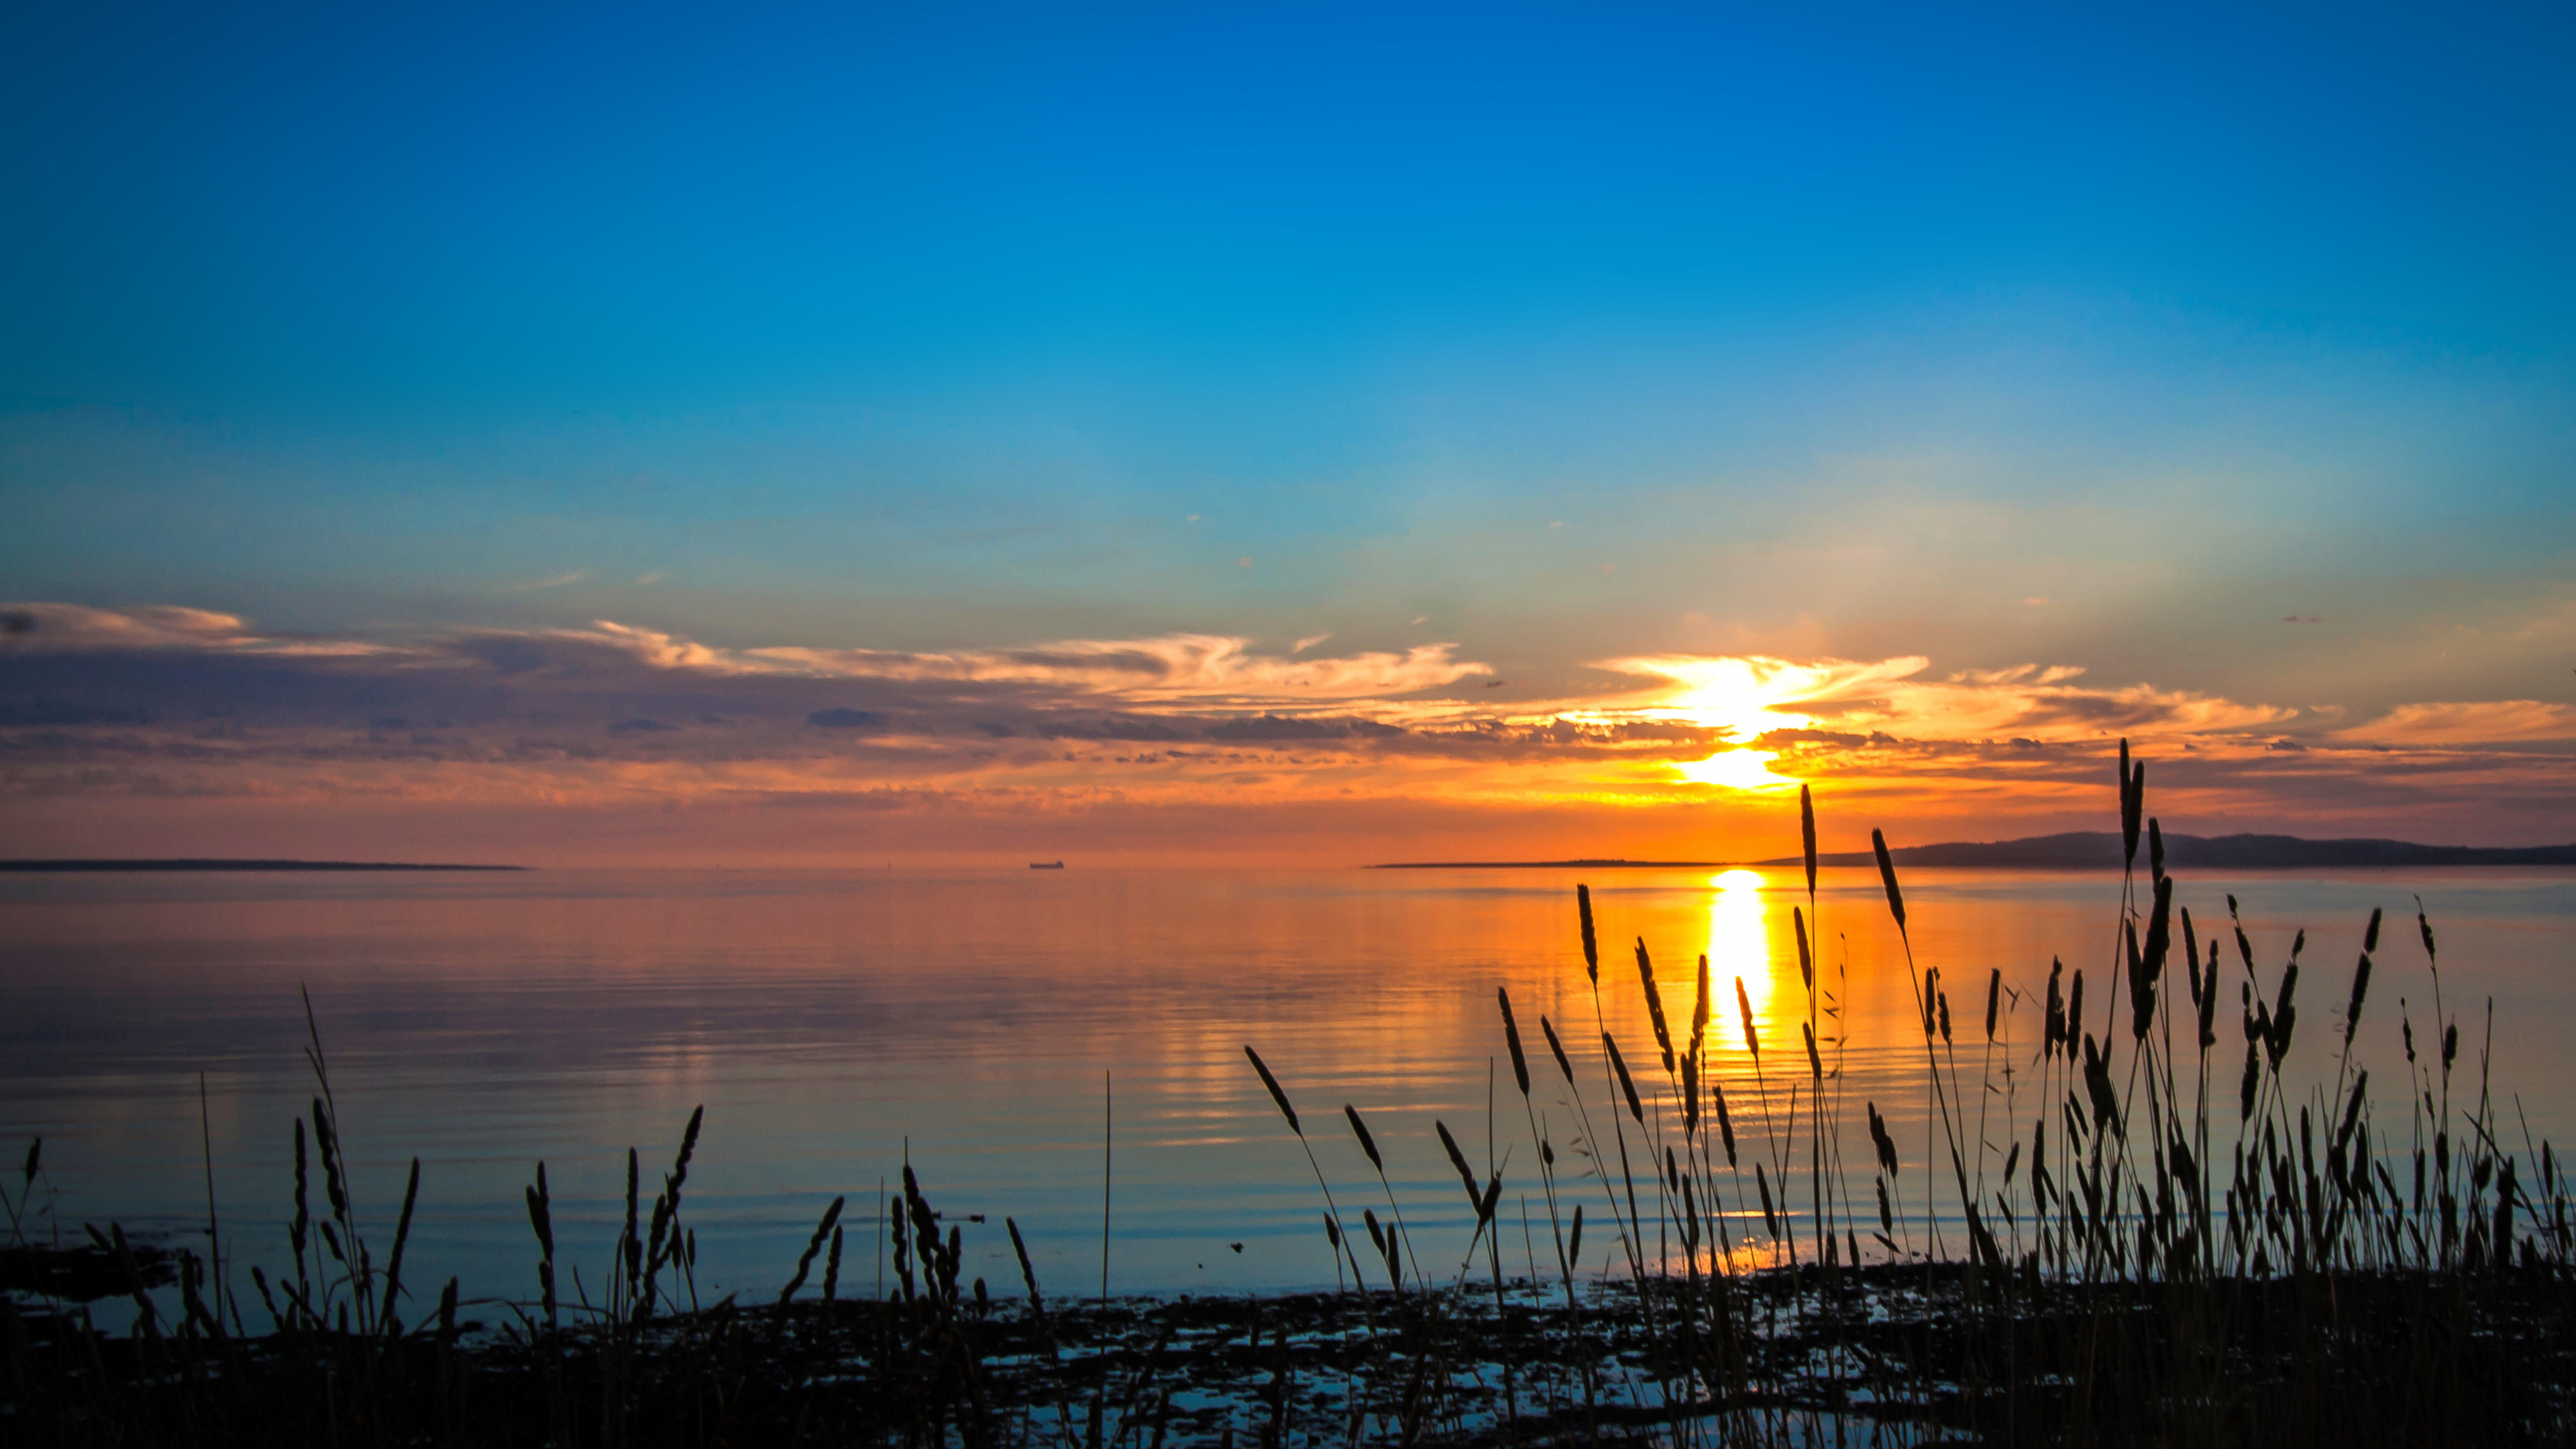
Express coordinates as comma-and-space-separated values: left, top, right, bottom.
1375, 833, 2576, 871
1770, 833, 2576, 869
0, 859, 525, 872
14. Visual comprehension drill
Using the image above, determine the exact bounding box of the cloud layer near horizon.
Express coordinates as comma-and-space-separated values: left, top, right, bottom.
5, 602, 2571, 863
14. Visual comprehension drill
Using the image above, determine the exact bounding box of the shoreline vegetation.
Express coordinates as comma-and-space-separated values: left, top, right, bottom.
7, 743, 2576, 1445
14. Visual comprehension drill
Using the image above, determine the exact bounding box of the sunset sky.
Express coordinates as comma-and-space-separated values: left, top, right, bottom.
5, 1, 2571, 864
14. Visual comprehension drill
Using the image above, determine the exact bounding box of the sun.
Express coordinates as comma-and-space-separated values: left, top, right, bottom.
1619, 657, 1820, 790
1650, 657, 1819, 741
1674, 748, 1797, 790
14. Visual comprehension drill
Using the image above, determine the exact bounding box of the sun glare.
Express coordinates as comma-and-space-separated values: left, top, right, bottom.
1674, 749, 1796, 790
1623, 655, 1827, 792
1648, 657, 1823, 740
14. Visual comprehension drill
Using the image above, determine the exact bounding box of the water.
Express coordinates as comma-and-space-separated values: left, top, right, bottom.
4, 864, 2572, 1323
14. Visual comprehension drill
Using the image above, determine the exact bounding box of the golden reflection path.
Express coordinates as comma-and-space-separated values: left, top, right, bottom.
1703, 869, 1775, 1034
1700, 868, 1791, 1271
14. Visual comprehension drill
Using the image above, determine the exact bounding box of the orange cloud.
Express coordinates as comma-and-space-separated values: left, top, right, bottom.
4, 605, 2571, 863
2338, 700, 2576, 747
1586, 653, 2298, 743
1, 602, 385, 657
737, 632, 1486, 702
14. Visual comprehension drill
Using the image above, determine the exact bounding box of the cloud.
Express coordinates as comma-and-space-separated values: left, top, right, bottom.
1587, 653, 2296, 743
733, 631, 1486, 702
4, 604, 2569, 853
0, 604, 1492, 743
2339, 700, 2576, 746
0, 602, 380, 657
498, 572, 587, 592
1202, 713, 1405, 741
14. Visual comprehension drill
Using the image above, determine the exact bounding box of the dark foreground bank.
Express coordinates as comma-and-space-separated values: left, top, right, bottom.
8, 1246, 2575, 1447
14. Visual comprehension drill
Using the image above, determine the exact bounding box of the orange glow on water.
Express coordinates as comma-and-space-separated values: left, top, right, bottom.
1705, 869, 1776, 1033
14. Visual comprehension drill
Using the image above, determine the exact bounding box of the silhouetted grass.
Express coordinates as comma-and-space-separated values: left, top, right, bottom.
5, 741, 2574, 1444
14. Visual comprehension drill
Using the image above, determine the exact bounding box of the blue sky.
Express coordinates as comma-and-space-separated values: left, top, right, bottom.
3, 1, 2571, 859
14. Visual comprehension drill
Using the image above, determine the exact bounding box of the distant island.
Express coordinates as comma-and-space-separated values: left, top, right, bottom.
1375, 831, 2576, 871
0, 859, 526, 873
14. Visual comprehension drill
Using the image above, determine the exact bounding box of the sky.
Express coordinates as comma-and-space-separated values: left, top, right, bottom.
3, 0, 2572, 865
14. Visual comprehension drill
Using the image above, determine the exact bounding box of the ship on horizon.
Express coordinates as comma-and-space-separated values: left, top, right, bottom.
1029, 859, 1065, 869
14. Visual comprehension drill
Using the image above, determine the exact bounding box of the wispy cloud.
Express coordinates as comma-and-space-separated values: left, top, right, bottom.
3, 603, 257, 650
0, 603, 1493, 735
735, 631, 1483, 702
4, 604, 2568, 859
1586, 653, 2300, 743
0, 602, 387, 657
498, 572, 588, 592
2339, 700, 2576, 746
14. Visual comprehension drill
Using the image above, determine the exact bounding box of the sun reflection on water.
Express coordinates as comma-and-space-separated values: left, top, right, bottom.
1705, 869, 1774, 1035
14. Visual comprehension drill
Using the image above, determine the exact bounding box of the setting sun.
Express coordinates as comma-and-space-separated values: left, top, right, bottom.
1599, 655, 1835, 792
1674, 748, 1799, 790
1633, 656, 1825, 741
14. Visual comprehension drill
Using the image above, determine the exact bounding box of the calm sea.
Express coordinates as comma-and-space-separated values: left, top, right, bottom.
5, 865, 2572, 1320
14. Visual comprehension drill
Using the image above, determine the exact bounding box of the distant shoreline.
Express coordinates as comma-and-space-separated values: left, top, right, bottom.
1375, 831, 2576, 871
0, 859, 526, 873
1375, 858, 1749, 869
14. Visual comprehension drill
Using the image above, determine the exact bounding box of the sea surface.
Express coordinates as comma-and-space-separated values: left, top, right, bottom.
4, 863, 2573, 1322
